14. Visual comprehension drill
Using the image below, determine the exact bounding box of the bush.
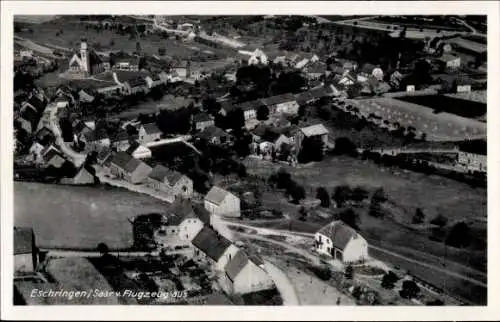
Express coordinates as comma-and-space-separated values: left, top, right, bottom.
351, 186, 369, 203
446, 222, 472, 248
430, 214, 448, 228
332, 185, 352, 208
316, 187, 330, 208
339, 208, 360, 230
288, 183, 306, 204
381, 271, 399, 289
344, 265, 354, 280
400, 280, 420, 299
412, 208, 425, 224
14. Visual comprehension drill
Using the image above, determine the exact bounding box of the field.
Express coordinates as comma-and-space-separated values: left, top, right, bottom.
14, 182, 170, 249
15, 19, 226, 59
396, 95, 487, 119
355, 97, 486, 141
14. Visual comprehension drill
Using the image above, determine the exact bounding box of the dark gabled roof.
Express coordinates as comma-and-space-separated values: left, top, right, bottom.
83, 129, 109, 142
261, 93, 297, 106
237, 99, 263, 112
205, 186, 232, 206
317, 220, 359, 250
148, 165, 184, 185
193, 112, 212, 123
165, 198, 199, 226
114, 130, 131, 142
24, 95, 46, 113
360, 63, 377, 74
306, 61, 327, 74
260, 130, 281, 143
110, 151, 142, 173
128, 77, 148, 88
14, 227, 34, 255
196, 126, 229, 140
141, 123, 162, 135
191, 227, 232, 262
295, 88, 328, 103
42, 147, 64, 163
97, 147, 112, 161
224, 250, 249, 282
20, 107, 40, 129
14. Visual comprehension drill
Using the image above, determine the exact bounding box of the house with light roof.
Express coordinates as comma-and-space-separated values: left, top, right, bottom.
314, 220, 368, 264
204, 186, 240, 217
295, 123, 330, 152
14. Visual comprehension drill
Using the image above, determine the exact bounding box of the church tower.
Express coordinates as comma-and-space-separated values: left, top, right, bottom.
80, 41, 89, 74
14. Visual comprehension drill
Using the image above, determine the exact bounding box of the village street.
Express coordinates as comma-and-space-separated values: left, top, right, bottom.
262, 260, 300, 305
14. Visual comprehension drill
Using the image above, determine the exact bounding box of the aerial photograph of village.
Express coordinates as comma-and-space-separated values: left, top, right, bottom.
12, 14, 487, 306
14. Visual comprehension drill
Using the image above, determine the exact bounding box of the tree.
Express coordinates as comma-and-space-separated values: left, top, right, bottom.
109, 39, 115, 47
345, 265, 354, 280
400, 280, 420, 299
158, 47, 166, 56
412, 208, 425, 224
381, 271, 399, 289
316, 187, 330, 208
297, 136, 325, 163
369, 197, 384, 218
446, 222, 472, 248
334, 137, 357, 155
136, 41, 142, 52
97, 242, 109, 255
339, 208, 359, 230
288, 182, 306, 204
256, 105, 270, 121
351, 186, 369, 203
372, 187, 387, 203
332, 185, 352, 208
430, 214, 448, 228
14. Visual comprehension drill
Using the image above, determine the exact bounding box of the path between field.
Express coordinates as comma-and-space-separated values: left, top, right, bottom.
223, 220, 487, 288
262, 260, 300, 305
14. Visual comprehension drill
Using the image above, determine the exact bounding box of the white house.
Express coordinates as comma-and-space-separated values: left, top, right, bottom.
261, 93, 299, 115
220, 250, 275, 295
314, 220, 368, 264
191, 227, 240, 271
238, 48, 268, 65
204, 186, 240, 217
125, 141, 152, 159
438, 54, 461, 69
138, 123, 162, 143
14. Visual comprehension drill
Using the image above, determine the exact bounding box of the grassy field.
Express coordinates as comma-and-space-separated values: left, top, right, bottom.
15, 20, 224, 59
396, 95, 487, 119
355, 97, 486, 141
14, 182, 170, 249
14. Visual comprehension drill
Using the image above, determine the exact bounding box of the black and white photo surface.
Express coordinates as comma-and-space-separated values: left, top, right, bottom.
2, 2, 498, 319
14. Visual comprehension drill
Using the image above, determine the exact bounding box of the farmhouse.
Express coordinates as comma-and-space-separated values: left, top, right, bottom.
295, 123, 330, 152
314, 220, 368, 264
193, 113, 215, 131
68, 42, 106, 76
43, 147, 67, 168
304, 61, 327, 80
204, 186, 241, 217
245, 49, 268, 65
80, 129, 111, 152
21, 95, 46, 114
109, 151, 153, 184
14, 227, 37, 276
191, 227, 240, 271
125, 77, 150, 95
113, 55, 140, 71
261, 93, 299, 115
112, 130, 135, 151
60, 165, 95, 185
17, 107, 40, 134
147, 165, 193, 199
295, 87, 329, 106
195, 126, 232, 145
437, 54, 461, 70
145, 73, 165, 89
220, 250, 274, 295
138, 123, 163, 143
126, 141, 152, 159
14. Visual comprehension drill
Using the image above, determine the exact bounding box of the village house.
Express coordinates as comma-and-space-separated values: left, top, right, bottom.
219, 249, 274, 295
125, 77, 150, 95
191, 227, 240, 271
113, 55, 140, 72
108, 151, 153, 184
60, 165, 95, 185
112, 130, 135, 151
304, 61, 327, 80
138, 123, 163, 143
295, 87, 329, 106
147, 165, 194, 199
68, 42, 106, 76
204, 186, 241, 217
239, 100, 260, 121
168, 198, 209, 241
17, 107, 40, 134
193, 113, 215, 132
239, 48, 268, 65
14, 227, 37, 276
295, 123, 330, 152
96, 147, 112, 165
144, 73, 165, 89
314, 220, 369, 264
437, 54, 461, 70
295, 53, 320, 69
42, 146, 67, 168
172, 61, 191, 79
261, 93, 299, 115
126, 141, 152, 159
21, 95, 46, 115
80, 129, 111, 152
455, 76, 472, 93
195, 126, 232, 146
29, 142, 45, 163
78, 89, 95, 103
338, 72, 357, 87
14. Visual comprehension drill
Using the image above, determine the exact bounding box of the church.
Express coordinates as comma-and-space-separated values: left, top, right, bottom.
68, 41, 107, 77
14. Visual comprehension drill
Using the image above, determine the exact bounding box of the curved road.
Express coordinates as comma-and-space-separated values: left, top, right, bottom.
224, 220, 486, 288
263, 260, 300, 305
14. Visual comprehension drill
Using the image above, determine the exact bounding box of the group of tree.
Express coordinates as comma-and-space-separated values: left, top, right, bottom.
268, 168, 306, 204
338, 208, 360, 230
381, 271, 421, 300
331, 185, 369, 208
297, 136, 325, 163
156, 106, 194, 135
368, 187, 387, 218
